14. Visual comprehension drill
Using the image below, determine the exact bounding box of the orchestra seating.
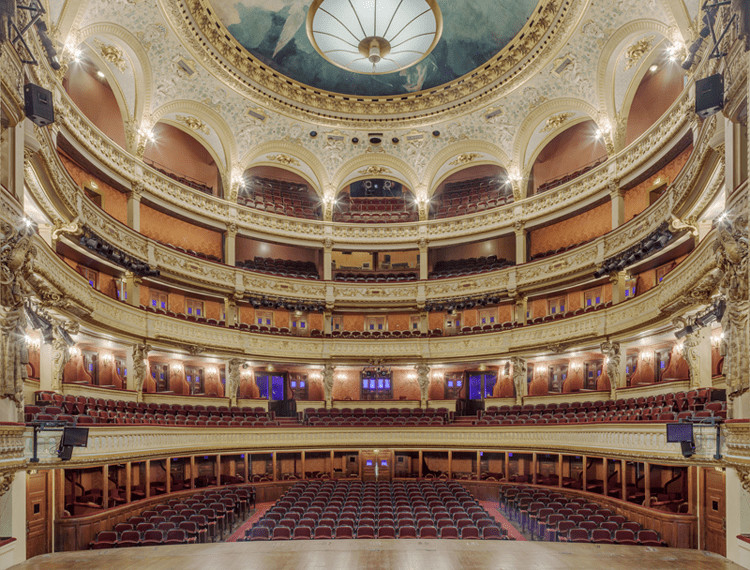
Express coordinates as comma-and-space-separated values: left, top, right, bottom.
499, 484, 668, 544
27, 396, 278, 426
429, 256, 514, 279
334, 197, 418, 223
534, 158, 607, 194
237, 177, 320, 220
88, 486, 254, 548
243, 480, 509, 541
236, 256, 320, 279
474, 388, 725, 425
302, 407, 453, 426
431, 177, 513, 219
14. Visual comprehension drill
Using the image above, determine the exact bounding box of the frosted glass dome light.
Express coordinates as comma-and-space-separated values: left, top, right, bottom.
306, 0, 442, 75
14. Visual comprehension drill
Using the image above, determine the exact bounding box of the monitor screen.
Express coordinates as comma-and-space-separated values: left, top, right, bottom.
62, 427, 89, 447
666, 423, 693, 443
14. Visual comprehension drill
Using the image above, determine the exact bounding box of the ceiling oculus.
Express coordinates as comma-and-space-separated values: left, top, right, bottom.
306, 0, 442, 74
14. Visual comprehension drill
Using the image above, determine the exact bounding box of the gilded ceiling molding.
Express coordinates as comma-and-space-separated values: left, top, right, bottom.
659, 0, 694, 41
156, 0, 590, 128
595, 20, 672, 119
241, 140, 327, 196
624, 36, 656, 70
150, 99, 237, 171
512, 98, 601, 171
331, 154, 419, 196
75, 23, 155, 139
423, 140, 510, 195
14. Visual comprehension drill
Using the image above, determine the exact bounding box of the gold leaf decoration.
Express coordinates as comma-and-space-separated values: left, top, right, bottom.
175, 115, 210, 135
357, 165, 392, 175
541, 112, 575, 132
449, 153, 482, 166
267, 154, 301, 166
625, 36, 655, 70
93, 40, 127, 72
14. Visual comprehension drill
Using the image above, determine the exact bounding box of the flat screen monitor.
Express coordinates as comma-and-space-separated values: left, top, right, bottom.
666, 423, 693, 443
61, 427, 89, 447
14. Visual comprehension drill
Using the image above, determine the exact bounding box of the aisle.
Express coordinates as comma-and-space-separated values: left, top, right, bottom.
225, 502, 274, 542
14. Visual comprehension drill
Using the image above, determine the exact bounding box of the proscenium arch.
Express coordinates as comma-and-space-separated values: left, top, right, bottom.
595, 19, 673, 121
512, 98, 603, 174
240, 140, 328, 197
331, 154, 419, 198
423, 140, 511, 197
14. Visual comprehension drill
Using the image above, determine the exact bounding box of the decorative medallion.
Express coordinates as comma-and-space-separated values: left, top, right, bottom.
175, 115, 210, 135
93, 39, 127, 72
267, 154, 301, 166
541, 112, 575, 132
449, 153, 482, 166
624, 36, 655, 70
357, 165, 392, 175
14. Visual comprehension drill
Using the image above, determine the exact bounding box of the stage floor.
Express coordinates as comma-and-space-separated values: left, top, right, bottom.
12, 540, 744, 570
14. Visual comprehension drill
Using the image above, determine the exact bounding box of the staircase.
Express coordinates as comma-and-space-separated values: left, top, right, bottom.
452, 415, 476, 427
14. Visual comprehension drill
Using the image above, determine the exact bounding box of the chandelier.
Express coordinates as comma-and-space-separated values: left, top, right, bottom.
306, 0, 442, 75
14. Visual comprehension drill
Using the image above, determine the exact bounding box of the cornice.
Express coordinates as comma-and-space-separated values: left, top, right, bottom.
21, 422, 722, 467
160, 0, 587, 126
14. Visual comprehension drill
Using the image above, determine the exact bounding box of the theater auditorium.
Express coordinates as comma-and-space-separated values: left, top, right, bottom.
0, 0, 748, 567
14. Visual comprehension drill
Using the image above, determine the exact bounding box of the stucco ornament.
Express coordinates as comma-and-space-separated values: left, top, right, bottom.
416, 363, 431, 407
323, 363, 335, 409
227, 358, 244, 406
600, 341, 621, 400
510, 356, 527, 405
132, 343, 152, 400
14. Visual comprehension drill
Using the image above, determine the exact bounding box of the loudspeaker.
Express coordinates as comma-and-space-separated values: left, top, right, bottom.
24, 83, 55, 127
695, 74, 724, 119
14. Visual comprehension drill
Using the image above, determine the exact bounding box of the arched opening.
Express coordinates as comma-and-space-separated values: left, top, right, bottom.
430, 164, 511, 219
63, 58, 126, 148
143, 122, 222, 197
333, 179, 417, 223
239, 165, 321, 219
529, 120, 607, 195
624, 61, 685, 145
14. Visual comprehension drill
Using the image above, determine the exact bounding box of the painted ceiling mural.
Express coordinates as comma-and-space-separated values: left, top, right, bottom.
210, 0, 538, 96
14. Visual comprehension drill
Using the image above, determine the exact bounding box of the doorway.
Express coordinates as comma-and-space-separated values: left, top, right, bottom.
702, 467, 726, 556
27, 471, 50, 559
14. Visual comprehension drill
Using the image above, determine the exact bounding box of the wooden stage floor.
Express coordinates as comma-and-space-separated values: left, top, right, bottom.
12, 540, 744, 570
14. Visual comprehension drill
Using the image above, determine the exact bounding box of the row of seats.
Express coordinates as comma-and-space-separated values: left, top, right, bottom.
147, 162, 214, 195
431, 176, 511, 219
79, 229, 160, 278
333, 211, 419, 223
158, 240, 222, 263
431, 194, 513, 219
236, 256, 320, 279
329, 329, 423, 338
530, 238, 592, 261
244, 480, 510, 541
475, 389, 724, 425
333, 272, 418, 282
29, 395, 276, 426
535, 158, 606, 193
89, 486, 253, 548
303, 407, 452, 422
429, 257, 514, 279
238, 177, 320, 220
594, 223, 673, 278
500, 484, 666, 546
141, 303, 223, 325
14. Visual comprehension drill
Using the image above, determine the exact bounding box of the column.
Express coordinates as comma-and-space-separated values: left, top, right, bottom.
215, 456, 221, 487
126, 186, 142, 232
272, 453, 277, 482
532, 453, 537, 485
0, 472, 26, 565
514, 222, 527, 265
419, 310, 429, 336
644, 463, 651, 507
301, 451, 306, 480
725, 467, 750, 565
0, 120, 26, 204
684, 327, 712, 388
476, 451, 481, 481
224, 223, 237, 267
621, 460, 627, 501
582, 455, 588, 492
224, 297, 237, 327
418, 238, 429, 280
447, 451, 452, 479
323, 238, 333, 281
610, 270, 627, 305
145, 459, 151, 498
125, 462, 132, 504
126, 348, 136, 392
323, 310, 332, 336
124, 272, 140, 307
512, 293, 528, 326
102, 464, 109, 509
165, 458, 171, 494
609, 180, 624, 230
189, 456, 195, 489
39, 340, 54, 392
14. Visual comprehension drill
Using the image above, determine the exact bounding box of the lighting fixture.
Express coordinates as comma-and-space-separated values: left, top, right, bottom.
649, 64, 658, 72
306, 0, 443, 74
96, 70, 105, 78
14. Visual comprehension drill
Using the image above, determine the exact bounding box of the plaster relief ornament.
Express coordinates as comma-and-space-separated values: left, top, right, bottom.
713, 214, 749, 415
51, 318, 80, 391
93, 39, 127, 72
600, 341, 621, 399
357, 165, 392, 176
624, 36, 655, 70
176, 115, 210, 135
541, 112, 575, 133
416, 363, 431, 405
510, 356, 527, 405
323, 363, 335, 408
267, 154, 300, 167
0, 223, 37, 417
449, 153, 481, 166
227, 358, 243, 404
132, 343, 152, 398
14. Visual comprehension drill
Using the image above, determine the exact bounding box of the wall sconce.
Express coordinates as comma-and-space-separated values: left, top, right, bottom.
25, 335, 40, 349
101, 353, 114, 364
208, 366, 217, 375
172, 363, 183, 372
69, 347, 80, 358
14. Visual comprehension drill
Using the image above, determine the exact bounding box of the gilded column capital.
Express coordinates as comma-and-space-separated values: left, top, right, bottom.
513, 221, 526, 234
323, 238, 334, 251
225, 222, 238, 236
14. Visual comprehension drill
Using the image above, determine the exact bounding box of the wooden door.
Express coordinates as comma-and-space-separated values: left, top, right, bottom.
361, 452, 377, 481
703, 468, 726, 556
27, 471, 49, 559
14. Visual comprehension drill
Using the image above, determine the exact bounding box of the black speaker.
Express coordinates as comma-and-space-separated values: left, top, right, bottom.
695, 74, 724, 119
24, 83, 55, 127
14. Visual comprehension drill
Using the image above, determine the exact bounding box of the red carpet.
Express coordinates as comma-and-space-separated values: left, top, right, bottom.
225, 502, 273, 542
480, 501, 526, 541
